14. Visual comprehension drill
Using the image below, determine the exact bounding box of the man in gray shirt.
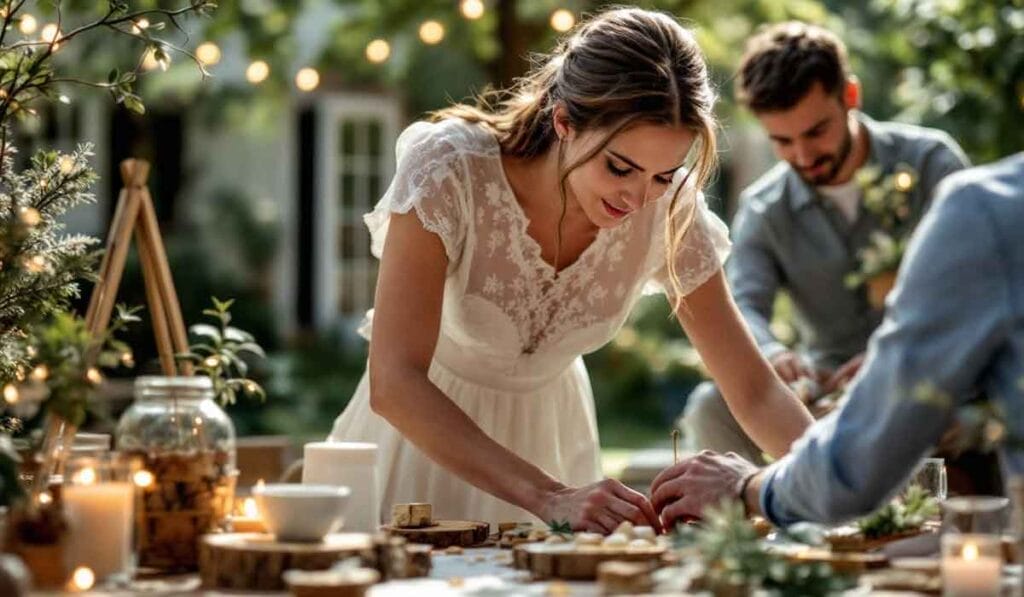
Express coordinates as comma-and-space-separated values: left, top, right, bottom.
652, 152, 1024, 526
683, 22, 969, 464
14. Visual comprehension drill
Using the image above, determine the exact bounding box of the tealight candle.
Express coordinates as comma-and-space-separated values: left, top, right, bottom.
942, 533, 1002, 597
231, 495, 267, 534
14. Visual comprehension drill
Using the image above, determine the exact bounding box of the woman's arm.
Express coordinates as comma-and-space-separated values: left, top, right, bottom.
674, 270, 812, 458
368, 212, 660, 532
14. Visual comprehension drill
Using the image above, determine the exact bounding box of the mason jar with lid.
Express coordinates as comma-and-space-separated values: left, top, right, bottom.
115, 376, 237, 571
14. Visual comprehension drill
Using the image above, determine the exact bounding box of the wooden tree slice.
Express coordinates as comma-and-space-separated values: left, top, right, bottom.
382, 520, 489, 548
198, 532, 372, 591
784, 548, 888, 574
514, 543, 666, 580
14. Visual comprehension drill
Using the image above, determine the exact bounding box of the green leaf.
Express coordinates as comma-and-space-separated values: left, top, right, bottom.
190, 323, 222, 343
123, 95, 145, 115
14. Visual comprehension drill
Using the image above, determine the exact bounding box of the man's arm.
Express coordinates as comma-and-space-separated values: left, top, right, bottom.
727, 197, 787, 359
761, 185, 1012, 525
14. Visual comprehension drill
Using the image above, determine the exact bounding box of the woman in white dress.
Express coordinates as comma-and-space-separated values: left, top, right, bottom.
329, 7, 814, 532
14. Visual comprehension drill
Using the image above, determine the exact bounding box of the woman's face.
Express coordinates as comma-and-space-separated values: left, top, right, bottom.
560, 120, 696, 229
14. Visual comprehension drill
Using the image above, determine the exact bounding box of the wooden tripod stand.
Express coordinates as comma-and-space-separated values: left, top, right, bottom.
33, 158, 192, 498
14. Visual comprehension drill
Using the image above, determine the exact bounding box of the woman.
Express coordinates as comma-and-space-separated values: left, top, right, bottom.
329, 7, 813, 532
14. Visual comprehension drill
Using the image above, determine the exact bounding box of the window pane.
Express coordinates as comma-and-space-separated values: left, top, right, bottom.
368, 121, 382, 157
340, 173, 356, 210
340, 120, 356, 156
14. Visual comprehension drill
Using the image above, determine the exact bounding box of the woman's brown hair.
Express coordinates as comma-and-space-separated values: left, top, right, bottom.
434, 7, 718, 306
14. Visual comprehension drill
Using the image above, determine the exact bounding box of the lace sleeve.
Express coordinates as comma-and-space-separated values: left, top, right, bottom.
648, 189, 732, 298
364, 121, 469, 269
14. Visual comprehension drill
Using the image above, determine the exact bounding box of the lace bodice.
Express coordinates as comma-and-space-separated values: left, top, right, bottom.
361, 119, 730, 391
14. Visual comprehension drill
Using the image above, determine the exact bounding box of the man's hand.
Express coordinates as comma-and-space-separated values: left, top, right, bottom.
823, 352, 866, 394
650, 451, 760, 527
770, 350, 825, 384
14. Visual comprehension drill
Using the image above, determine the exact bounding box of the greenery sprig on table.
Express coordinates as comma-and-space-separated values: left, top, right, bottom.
666, 501, 856, 596
856, 484, 939, 539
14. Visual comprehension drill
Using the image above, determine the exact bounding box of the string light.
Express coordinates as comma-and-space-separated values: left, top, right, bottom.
196, 42, 221, 66
23, 254, 47, 273
295, 67, 320, 92
86, 367, 103, 385
70, 566, 95, 591
142, 48, 160, 71
19, 14, 37, 35
246, 60, 270, 84
58, 155, 76, 175
203, 355, 220, 368
3, 384, 19, 404
419, 20, 445, 45
550, 9, 575, 32
365, 39, 391, 64
894, 171, 914, 192
30, 364, 48, 381
133, 470, 155, 488
120, 351, 134, 367
131, 18, 150, 35
460, 0, 484, 20
38, 491, 52, 505
40, 22, 60, 49
19, 207, 41, 226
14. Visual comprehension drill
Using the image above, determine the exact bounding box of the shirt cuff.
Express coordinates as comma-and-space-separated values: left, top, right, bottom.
759, 460, 786, 527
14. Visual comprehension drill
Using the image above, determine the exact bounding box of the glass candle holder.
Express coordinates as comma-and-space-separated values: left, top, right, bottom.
941, 533, 1002, 597
944, 496, 1010, 535
908, 457, 948, 502
62, 453, 135, 587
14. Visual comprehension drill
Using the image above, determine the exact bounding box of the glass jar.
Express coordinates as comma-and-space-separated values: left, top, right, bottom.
115, 376, 237, 571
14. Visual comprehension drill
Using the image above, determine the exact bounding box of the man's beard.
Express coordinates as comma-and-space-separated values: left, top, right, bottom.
798, 123, 855, 186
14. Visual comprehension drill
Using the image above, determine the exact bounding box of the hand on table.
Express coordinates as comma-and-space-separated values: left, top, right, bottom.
650, 451, 759, 527
537, 478, 662, 534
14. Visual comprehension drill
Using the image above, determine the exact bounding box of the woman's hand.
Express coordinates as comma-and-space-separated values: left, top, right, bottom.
535, 478, 662, 534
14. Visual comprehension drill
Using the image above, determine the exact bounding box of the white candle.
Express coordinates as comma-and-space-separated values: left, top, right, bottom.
942, 539, 1002, 597
63, 481, 134, 581
302, 442, 379, 532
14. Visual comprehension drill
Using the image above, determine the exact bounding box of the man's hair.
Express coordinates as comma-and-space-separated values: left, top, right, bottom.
736, 21, 850, 112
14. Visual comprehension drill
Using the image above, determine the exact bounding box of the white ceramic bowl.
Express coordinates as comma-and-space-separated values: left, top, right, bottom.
253, 483, 351, 542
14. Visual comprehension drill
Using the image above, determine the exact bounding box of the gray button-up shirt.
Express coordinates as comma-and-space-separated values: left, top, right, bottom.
729, 114, 969, 369
761, 153, 1024, 526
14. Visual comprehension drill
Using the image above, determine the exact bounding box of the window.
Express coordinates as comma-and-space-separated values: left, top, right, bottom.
314, 94, 401, 328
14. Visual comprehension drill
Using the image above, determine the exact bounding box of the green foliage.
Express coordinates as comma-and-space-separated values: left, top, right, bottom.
0, 145, 100, 381
547, 519, 572, 538
670, 500, 856, 596
175, 296, 267, 406
857, 484, 939, 539
4, 304, 139, 429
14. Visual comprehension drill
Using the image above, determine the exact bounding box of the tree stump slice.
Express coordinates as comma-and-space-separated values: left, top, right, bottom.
381, 520, 489, 548
198, 532, 372, 591
514, 543, 666, 580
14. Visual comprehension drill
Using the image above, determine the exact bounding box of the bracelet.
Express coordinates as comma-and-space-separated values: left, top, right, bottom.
737, 471, 758, 517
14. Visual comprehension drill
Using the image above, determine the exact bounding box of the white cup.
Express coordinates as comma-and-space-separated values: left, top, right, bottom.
302, 442, 380, 533
253, 483, 350, 542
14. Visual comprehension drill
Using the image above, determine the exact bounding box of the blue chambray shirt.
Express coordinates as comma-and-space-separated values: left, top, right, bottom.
761, 153, 1024, 526
729, 114, 969, 369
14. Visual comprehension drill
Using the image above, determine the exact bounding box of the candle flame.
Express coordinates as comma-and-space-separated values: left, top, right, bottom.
133, 469, 155, 488
70, 566, 95, 591
963, 542, 979, 560
242, 497, 259, 517
73, 467, 97, 486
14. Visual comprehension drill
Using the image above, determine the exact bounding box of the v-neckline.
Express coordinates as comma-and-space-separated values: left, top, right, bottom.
493, 148, 608, 279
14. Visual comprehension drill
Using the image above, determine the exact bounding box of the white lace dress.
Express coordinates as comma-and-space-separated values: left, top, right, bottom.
328, 118, 731, 527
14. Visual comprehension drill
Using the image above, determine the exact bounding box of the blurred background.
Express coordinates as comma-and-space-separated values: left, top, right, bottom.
27, 0, 1022, 473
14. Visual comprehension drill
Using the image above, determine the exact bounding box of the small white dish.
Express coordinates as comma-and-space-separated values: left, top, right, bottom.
253, 483, 350, 542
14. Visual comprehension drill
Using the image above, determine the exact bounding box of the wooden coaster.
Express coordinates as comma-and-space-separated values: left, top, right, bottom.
825, 524, 936, 553
514, 543, 666, 580
784, 548, 888, 574
198, 532, 372, 591
382, 520, 489, 548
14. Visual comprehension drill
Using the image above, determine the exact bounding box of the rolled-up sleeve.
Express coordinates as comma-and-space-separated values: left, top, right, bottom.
761, 185, 1012, 526
727, 198, 787, 360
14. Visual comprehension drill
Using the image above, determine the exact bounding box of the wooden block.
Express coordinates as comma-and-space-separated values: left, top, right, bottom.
518, 543, 666, 581
391, 503, 432, 528
382, 520, 489, 548
597, 560, 654, 595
